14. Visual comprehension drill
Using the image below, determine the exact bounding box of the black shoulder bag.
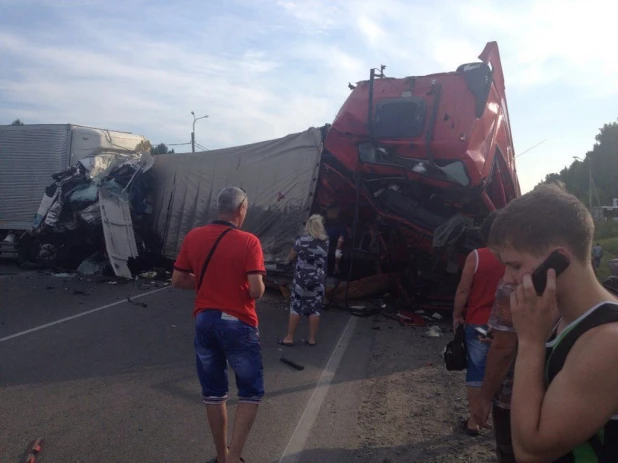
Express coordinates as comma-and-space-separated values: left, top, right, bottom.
444, 323, 467, 371
197, 227, 234, 291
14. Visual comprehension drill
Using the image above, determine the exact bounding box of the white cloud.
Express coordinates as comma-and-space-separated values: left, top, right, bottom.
1, 0, 616, 193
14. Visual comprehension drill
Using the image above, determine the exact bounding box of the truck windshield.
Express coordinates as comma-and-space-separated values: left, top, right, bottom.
358, 142, 470, 187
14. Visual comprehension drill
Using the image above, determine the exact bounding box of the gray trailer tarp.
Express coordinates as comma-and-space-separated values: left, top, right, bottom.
151, 127, 323, 263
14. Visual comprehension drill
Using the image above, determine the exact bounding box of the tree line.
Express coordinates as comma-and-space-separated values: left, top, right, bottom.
537, 119, 618, 208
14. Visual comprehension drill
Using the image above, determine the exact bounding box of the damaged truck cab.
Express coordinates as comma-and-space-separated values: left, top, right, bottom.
317, 42, 520, 303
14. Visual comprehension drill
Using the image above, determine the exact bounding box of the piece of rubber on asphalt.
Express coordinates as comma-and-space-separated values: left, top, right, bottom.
127, 297, 148, 308
280, 356, 305, 370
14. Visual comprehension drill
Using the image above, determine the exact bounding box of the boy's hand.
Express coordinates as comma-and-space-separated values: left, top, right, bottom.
510, 269, 559, 345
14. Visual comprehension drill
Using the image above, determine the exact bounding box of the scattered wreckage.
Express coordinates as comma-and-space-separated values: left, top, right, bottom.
1, 42, 519, 308
148, 42, 519, 310
11, 146, 159, 279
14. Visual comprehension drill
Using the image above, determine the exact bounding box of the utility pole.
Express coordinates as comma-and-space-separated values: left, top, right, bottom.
574, 156, 596, 211
191, 111, 208, 153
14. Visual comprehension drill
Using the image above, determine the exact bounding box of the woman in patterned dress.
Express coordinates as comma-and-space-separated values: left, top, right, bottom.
277, 214, 329, 346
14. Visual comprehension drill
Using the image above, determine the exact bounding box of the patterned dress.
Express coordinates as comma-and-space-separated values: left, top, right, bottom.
290, 234, 329, 316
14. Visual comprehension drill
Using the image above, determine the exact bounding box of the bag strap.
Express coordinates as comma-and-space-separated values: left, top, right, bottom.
547, 303, 618, 384
197, 227, 234, 291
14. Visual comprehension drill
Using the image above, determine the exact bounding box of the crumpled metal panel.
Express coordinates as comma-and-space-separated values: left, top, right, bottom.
151, 127, 323, 263
0, 124, 71, 229
99, 186, 138, 279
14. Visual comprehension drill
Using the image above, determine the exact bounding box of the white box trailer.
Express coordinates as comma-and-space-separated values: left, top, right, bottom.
0, 124, 146, 231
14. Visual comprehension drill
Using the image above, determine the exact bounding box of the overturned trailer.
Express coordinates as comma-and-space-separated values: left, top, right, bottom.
150, 128, 323, 266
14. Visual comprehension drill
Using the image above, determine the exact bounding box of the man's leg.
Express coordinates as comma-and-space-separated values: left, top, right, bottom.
466, 387, 481, 429
228, 403, 259, 463
464, 324, 490, 432
195, 313, 229, 463
226, 323, 265, 463
206, 403, 228, 462
492, 406, 516, 463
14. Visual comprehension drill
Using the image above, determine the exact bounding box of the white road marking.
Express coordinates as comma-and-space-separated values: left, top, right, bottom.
279, 316, 359, 463
0, 286, 170, 343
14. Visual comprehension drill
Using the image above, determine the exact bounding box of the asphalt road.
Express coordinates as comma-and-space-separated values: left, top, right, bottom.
0, 268, 373, 463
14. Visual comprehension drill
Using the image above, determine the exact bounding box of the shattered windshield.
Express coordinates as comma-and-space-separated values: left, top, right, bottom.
358, 142, 470, 186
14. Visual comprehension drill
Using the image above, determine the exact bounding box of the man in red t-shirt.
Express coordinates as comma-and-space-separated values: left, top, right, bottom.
172, 186, 266, 463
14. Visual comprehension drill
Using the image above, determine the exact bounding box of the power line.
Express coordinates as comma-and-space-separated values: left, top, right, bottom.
166, 142, 192, 146
195, 141, 210, 151
516, 139, 547, 159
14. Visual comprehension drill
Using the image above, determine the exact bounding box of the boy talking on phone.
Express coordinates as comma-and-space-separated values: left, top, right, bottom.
488, 184, 618, 463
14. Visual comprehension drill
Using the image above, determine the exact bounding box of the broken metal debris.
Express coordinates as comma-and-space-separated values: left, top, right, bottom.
18, 149, 158, 280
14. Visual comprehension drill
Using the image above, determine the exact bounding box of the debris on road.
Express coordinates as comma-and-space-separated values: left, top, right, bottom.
51, 273, 74, 278
139, 271, 158, 279
280, 356, 305, 371
127, 296, 148, 308
25, 437, 44, 463
425, 325, 443, 337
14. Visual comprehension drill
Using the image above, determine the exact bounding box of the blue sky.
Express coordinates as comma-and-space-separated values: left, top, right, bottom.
1, 0, 616, 192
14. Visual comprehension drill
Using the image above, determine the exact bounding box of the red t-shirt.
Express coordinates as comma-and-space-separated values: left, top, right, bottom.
466, 247, 505, 325
173, 221, 266, 327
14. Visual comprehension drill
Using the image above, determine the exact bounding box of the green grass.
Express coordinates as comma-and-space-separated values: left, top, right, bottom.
594, 236, 618, 281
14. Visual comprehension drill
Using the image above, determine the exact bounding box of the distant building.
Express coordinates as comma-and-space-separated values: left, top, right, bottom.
592, 199, 618, 222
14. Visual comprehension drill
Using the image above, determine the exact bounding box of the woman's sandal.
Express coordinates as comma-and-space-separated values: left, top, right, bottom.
277, 338, 295, 347
460, 418, 480, 437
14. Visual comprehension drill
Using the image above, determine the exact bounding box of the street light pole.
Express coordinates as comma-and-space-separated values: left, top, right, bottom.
191, 111, 209, 153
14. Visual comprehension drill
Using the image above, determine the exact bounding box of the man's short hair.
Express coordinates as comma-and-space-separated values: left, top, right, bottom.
488, 184, 594, 263
217, 187, 246, 214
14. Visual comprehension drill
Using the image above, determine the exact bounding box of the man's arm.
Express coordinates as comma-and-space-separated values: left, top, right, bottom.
246, 236, 266, 300
480, 329, 517, 402
247, 274, 265, 300
512, 325, 618, 463
171, 270, 195, 290
452, 251, 476, 331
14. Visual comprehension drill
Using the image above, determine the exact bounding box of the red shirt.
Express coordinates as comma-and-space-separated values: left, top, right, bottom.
174, 221, 266, 327
466, 247, 505, 325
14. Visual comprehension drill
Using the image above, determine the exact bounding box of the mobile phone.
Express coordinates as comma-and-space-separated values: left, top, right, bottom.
531, 250, 570, 295
474, 326, 492, 339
